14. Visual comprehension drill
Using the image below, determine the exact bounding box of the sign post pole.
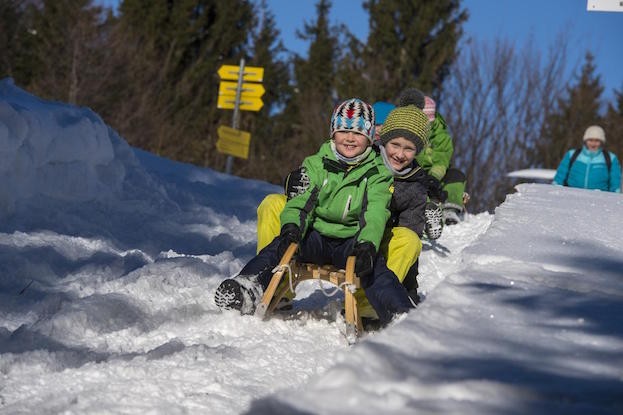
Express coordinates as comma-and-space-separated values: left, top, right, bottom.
217, 60, 263, 174
225, 58, 246, 175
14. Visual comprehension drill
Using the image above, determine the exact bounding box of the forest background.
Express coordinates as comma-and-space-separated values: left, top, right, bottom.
1, 0, 622, 213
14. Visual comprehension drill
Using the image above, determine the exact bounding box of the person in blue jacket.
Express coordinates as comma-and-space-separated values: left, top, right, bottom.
553, 125, 621, 193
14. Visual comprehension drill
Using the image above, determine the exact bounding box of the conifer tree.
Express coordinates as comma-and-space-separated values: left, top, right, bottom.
102, 0, 255, 167
284, 0, 341, 161
537, 53, 604, 168
236, 0, 292, 182
2, 0, 107, 104
350, 0, 467, 101
0, 0, 36, 85
602, 86, 623, 162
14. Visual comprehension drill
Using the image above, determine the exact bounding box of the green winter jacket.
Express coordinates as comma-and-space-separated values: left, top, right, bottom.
415, 113, 454, 181
280, 140, 393, 251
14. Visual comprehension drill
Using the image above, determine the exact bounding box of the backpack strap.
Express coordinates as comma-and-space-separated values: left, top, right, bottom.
603, 149, 612, 189
563, 148, 582, 187
603, 149, 612, 172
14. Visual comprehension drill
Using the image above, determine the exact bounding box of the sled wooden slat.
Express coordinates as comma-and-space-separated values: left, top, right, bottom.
343, 256, 363, 334
255, 243, 298, 319
261, 252, 363, 336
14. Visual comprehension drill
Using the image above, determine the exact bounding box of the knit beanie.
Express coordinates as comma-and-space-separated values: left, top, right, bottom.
372, 101, 396, 125
399, 88, 426, 109
379, 105, 430, 153
582, 125, 606, 144
423, 96, 436, 122
330, 98, 375, 142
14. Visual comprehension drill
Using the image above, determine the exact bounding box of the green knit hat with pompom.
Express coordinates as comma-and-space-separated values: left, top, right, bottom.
379, 105, 430, 153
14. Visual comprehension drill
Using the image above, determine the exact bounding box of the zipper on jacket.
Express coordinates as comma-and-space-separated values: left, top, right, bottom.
584, 154, 593, 188
342, 195, 352, 220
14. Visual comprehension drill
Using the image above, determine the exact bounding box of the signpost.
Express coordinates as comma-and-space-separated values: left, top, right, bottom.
216, 58, 265, 174
586, 0, 623, 11
216, 126, 251, 160
217, 95, 264, 112
217, 65, 264, 82
218, 81, 265, 98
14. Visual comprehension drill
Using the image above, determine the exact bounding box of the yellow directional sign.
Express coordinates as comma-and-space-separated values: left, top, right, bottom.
216, 126, 251, 159
218, 81, 266, 98
217, 95, 264, 112
217, 65, 264, 82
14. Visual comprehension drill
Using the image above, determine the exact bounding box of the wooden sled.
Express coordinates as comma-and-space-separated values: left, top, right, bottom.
254, 243, 363, 338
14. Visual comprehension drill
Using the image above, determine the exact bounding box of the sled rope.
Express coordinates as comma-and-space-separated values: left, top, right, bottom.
270, 264, 357, 297
271, 263, 296, 294
317, 279, 357, 297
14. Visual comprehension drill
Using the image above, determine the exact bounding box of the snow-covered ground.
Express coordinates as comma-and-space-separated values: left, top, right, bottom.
507, 169, 556, 181
1, 78, 621, 414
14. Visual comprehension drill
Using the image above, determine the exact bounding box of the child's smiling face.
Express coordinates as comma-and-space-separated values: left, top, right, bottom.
384, 136, 417, 170
333, 131, 369, 158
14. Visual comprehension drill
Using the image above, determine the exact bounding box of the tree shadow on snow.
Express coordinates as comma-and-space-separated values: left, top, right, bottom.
247, 340, 623, 415
459, 253, 623, 345
422, 239, 451, 256
523, 236, 623, 282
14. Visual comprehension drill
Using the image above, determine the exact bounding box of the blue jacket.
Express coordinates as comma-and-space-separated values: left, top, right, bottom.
553, 147, 621, 192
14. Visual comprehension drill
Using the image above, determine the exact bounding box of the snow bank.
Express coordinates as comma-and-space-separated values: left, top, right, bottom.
0, 79, 278, 256
0, 78, 134, 212
251, 184, 623, 415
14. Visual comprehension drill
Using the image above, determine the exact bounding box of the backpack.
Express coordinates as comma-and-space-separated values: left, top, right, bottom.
563, 147, 612, 188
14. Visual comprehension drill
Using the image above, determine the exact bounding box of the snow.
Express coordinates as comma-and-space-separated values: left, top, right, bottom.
1, 78, 622, 414
507, 169, 556, 181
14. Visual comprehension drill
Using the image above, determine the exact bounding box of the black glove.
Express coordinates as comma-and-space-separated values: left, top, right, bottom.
277, 224, 301, 258
422, 174, 447, 203
284, 167, 310, 200
350, 241, 376, 279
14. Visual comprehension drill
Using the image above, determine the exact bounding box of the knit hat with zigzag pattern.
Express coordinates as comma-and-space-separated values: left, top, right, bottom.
330, 98, 375, 142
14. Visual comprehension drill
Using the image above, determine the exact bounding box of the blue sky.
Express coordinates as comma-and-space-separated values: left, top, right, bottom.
98, 0, 622, 102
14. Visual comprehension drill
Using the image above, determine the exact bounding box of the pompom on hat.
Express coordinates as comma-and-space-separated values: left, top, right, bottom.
379, 105, 431, 153
399, 88, 426, 109
330, 98, 375, 142
583, 125, 606, 144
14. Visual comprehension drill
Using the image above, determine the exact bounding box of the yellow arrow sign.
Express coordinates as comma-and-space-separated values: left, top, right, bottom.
218, 81, 266, 98
217, 65, 264, 82
216, 126, 251, 159
217, 95, 264, 112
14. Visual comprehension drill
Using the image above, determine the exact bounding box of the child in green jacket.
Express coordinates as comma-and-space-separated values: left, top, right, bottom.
215, 98, 415, 324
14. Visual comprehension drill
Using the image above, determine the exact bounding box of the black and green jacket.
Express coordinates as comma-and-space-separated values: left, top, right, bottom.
389, 164, 429, 237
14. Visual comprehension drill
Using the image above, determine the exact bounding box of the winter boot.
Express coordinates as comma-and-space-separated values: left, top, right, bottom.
403, 261, 420, 305
443, 202, 464, 226
424, 201, 444, 240
214, 275, 264, 314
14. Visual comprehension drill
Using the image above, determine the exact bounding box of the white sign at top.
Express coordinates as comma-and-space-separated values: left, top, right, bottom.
587, 0, 623, 12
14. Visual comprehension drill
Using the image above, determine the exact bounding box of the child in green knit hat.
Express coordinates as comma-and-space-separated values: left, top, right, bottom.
399, 88, 468, 226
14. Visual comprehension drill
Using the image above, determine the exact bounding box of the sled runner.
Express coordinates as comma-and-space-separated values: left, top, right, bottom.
254, 243, 363, 338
